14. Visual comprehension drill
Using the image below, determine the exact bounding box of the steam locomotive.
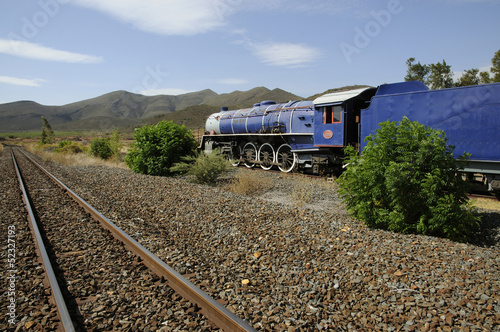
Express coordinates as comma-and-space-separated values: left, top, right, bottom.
200, 81, 500, 191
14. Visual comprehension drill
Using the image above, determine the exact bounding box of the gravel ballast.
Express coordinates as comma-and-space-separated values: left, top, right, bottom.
2, 148, 499, 331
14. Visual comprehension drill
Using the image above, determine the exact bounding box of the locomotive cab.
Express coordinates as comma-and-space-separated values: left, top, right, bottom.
306, 87, 377, 173
314, 104, 344, 147
313, 87, 376, 148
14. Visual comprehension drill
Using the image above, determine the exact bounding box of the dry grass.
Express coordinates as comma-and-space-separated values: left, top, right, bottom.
25, 143, 128, 168
289, 178, 315, 208
0, 144, 3, 153
471, 197, 500, 211
289, 176, 338, 208
224, 169, 273, 196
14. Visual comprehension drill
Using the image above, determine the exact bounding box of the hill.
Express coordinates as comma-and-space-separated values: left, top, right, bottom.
0, 87, 302, 133
206, 87, 302, 109
135, 87, 305, 132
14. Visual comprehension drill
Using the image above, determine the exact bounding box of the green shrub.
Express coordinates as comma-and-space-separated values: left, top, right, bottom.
171, 150, 230, 185
109, 129, 122, 163
54, 140, 72, 150
337, 117, 479, 242
54, 140, 87, 154
90, 138, 112, 159
125, 120, 197, 176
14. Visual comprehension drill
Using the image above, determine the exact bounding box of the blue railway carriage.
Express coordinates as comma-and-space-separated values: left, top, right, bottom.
201, 81, 500, 190
361, 81, 500, 191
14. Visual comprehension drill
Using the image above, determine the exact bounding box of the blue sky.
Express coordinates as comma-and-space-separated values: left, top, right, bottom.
1, 0, 499, 106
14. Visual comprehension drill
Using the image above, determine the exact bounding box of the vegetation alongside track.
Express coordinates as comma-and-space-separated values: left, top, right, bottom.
338, 117, 479, 242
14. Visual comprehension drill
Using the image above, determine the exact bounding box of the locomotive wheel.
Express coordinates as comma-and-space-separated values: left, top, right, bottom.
243, 142, 257, 168
276, 144, 297, 173
227, 146, 241, 167
258, 143, 275, 171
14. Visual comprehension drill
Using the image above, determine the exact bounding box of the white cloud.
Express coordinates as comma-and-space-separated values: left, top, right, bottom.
69, 1, 361, 36
251, 41, 322, 68
238, 0, 360, 15
71, 0, 231, 36
217, 78, 247, 85
139, 88, 195, 96
0, 76, 46, 87
0, 39, 103, 64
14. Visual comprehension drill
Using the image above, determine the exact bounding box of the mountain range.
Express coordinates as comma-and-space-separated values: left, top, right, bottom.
0, 87, 303, 133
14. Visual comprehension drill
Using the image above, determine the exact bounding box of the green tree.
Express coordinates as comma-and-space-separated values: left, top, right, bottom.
406, 50, 500, 87
480, 71, 492, 84
491, 49, 500, 82
40, 116, 55, 144
404, 58, 454, 89
404, 57, 430, 84
456, 67, 496, 87
455, 68, 481, 87
428, 60, 454, 89
337, 117, 479, 242
125, 120, 197, 176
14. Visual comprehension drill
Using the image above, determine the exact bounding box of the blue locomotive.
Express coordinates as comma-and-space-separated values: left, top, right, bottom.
200, 81, 500, 190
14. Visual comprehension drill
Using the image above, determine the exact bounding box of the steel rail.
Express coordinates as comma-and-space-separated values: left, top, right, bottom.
18, 149, 256, 332
11, 149, 76, 332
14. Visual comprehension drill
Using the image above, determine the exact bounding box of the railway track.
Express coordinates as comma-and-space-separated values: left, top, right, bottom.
5, 147, 255, 331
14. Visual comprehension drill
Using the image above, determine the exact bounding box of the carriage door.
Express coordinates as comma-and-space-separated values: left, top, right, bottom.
314, 104, 344, 147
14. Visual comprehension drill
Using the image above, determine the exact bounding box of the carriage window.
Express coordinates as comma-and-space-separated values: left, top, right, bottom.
323, 105, 342, 124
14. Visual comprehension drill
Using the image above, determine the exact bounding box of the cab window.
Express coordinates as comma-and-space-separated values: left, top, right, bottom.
323, 105, 342, 124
